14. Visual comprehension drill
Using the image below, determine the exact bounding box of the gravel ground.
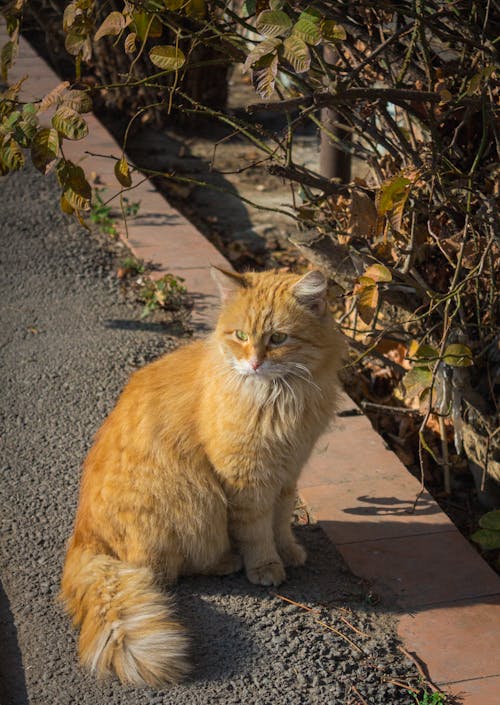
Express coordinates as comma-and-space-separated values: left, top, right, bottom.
0, 166, 423, 705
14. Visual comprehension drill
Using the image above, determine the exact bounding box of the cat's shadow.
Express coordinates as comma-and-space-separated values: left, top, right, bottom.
169, 524, 364, 685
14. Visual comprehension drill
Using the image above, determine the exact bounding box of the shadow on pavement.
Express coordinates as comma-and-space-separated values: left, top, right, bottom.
0, 581, 28, 705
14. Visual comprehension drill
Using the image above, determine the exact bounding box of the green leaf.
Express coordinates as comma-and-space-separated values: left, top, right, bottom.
52, 107, 88, 140
149, 45, 185, 71
114, 156, 132, 187
31, 128, 59, 174
479, 510, 500, 531
321, 19, 346, 42
65, 30, 88, 56
353, 275, 378, 324
1, 138, 24, 170
57, 160, 92, 211
163, 0, 185, 9
377, 175, 411, 217
62, 89, 93, 114
186, 0, 206, 18
471, 528, 500, 551
255, 9, 293, 37
60, 193, 75, 215
95, 11, 126, 42
282, 34, 311, 73
1, 40, 17, 81
443, 343, 473, 367
364, 263, 392, 283
403, 366, 432, 396
15, 115, 37, 147
293, 10, 322, 46
243, 37, 281, 73
133, 11, 163, 41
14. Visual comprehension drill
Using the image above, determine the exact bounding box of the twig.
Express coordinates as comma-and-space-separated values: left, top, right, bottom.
349, 683, 371, 705
361, 400, 421, 416
382, 677, 420, 694
272, 593, 366, 655
398, 645, 442, 694
438, 414, 451, 494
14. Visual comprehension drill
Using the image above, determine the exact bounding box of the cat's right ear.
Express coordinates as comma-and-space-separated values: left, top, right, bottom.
211, 266, 246, 303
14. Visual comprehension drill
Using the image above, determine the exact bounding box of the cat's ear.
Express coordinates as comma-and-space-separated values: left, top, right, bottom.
292, 270, 327, 315
211, 266, 246, 303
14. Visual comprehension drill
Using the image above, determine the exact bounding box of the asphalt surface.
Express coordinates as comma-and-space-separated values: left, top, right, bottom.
0, 166, 422, 705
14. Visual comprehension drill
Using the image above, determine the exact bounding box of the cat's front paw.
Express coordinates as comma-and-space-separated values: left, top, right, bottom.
278, 541, 307, 567
246, 560, 286, 587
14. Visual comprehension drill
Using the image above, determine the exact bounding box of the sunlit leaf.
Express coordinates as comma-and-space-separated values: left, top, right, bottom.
255, 9, 292, 37
377, 175, 411, 217
57, 159, 92, 211
1, 138, 24, 170
320, 19, 346, 42
95, 11, 126, 42
114, 156, 132, 187
252, 52, 278, 99
62, 89, 93, 114
149, 45, 185, 71
63, 2, 78, 31
364, 263, 392, 283
293, 9, 321, 46
60, 193, 74, 215
413, 343, 439, 366
243, 37, 281, 73
353, 275, 378, 324
403, 366, 432, 396
38, 82, 70, 113
124, 32, 137, 54
52, 107, 88, 140
443, 343, 473, 367
282, 35, 311, 73
31, 127, 59, 174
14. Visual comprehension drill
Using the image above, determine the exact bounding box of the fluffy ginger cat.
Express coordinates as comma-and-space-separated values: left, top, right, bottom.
60, 267, 343, 688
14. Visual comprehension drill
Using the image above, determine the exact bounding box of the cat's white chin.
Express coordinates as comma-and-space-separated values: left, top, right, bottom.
233, 361, 283, 380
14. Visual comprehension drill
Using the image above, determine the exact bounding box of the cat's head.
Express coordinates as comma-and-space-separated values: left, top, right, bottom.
211, 267, 341, 383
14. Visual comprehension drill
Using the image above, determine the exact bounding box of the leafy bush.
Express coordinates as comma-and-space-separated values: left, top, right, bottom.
1, 0, 498, 492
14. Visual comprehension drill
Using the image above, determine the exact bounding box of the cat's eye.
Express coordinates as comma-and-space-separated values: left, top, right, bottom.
235, 330, 249, 342
269, 332, 288, 345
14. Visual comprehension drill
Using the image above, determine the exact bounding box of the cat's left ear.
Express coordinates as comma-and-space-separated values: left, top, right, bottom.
292, 270, 328, 316
211, 266, 246, 303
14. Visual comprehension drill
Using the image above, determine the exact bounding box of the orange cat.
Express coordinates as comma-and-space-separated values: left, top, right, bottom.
60, 267, 344, 687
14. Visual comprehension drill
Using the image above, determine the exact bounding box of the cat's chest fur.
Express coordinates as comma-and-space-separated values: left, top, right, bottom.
198, 376, 329, 492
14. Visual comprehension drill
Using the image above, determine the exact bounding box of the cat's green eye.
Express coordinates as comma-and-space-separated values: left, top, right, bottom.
235, 330, 249, 342
270, 332, 288, 345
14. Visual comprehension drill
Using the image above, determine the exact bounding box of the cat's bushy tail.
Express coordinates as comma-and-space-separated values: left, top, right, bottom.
60, 542, 190, 687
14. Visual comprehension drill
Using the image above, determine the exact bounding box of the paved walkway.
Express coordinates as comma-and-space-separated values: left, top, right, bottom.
1, 27, 499, 705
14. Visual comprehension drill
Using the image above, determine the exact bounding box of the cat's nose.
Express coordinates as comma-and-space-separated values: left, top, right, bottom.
250, 358, 261, 371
